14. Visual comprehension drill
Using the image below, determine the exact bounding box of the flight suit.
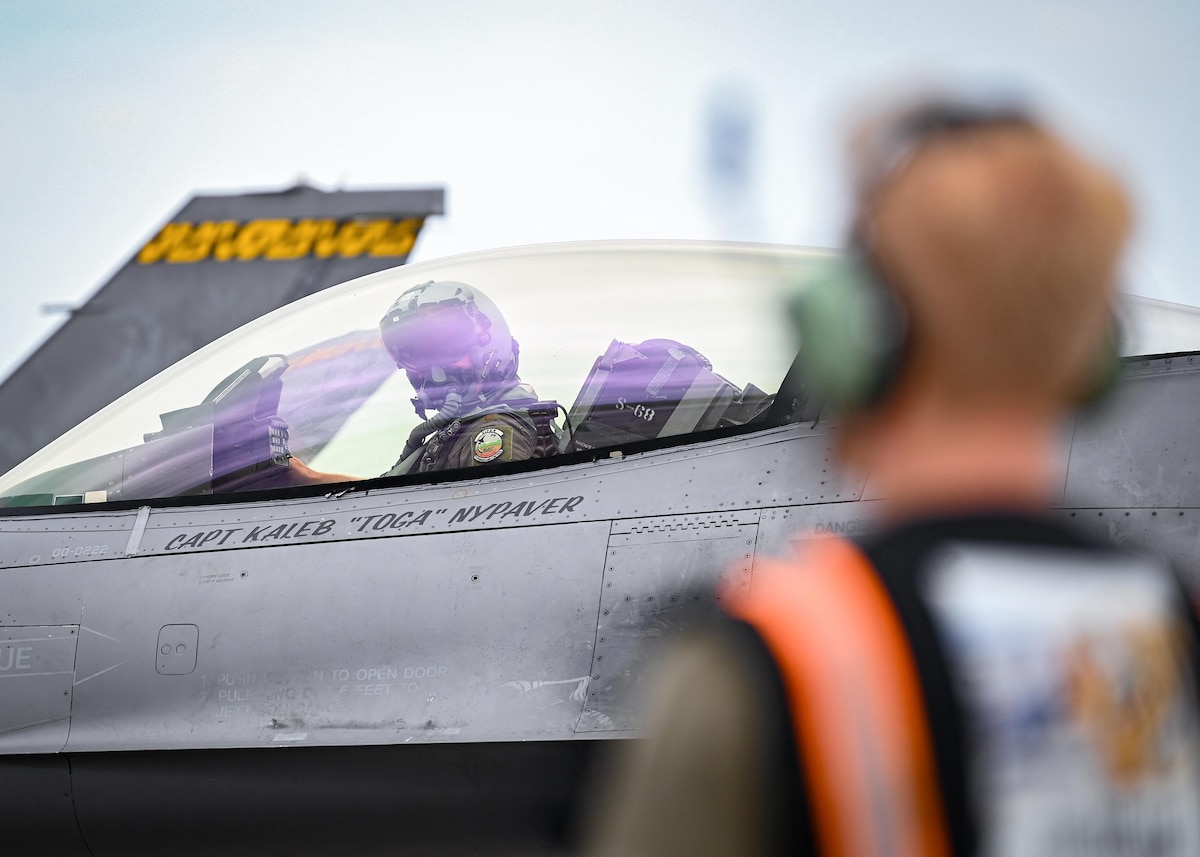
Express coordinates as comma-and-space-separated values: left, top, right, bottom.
412, 409, 537, 473
585, 513, 1200, 856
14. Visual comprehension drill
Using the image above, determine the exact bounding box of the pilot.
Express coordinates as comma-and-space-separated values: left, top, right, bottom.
288, 280, 545, 484
377, 279, 543, 475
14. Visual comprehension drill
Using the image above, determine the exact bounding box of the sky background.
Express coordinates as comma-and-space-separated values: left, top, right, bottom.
3, 0, 1198, 381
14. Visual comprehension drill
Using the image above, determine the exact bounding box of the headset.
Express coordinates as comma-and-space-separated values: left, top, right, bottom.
785, 98, 1122, 414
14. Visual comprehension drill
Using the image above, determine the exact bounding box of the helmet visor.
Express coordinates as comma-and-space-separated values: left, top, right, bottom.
382, 302, 481, 372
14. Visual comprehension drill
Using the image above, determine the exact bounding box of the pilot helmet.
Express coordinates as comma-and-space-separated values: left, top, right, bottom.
379, 280, 519, 413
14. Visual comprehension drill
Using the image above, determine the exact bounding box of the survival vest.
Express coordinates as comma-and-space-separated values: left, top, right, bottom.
416, 394, 561, 473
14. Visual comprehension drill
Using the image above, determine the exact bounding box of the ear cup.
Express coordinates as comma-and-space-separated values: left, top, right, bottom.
1077, 322, 1123, 407
784, 254, 1122, 413
784, 254, 908, 413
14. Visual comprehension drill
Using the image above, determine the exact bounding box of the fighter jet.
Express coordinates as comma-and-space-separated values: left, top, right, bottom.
1, 240, 1198, 856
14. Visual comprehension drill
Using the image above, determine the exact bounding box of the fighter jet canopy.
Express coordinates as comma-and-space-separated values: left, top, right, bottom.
3, 240, 1198, 509
0, 242, 820, 506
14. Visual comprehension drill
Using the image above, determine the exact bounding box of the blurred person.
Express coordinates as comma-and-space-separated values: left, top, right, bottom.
292, 280, 544, 482
581, 93, 1200, 856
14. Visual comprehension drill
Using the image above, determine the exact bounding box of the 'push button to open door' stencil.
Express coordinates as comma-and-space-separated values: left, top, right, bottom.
156, 624, 198, 675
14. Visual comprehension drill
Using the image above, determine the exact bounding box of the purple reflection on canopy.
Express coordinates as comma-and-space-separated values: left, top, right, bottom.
278, 330, 398, 459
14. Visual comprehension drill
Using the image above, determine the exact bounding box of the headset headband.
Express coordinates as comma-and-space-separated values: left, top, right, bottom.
852, 98, 1037, 204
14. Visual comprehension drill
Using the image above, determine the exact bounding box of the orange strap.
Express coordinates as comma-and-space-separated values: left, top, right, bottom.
725, 536, 951, 857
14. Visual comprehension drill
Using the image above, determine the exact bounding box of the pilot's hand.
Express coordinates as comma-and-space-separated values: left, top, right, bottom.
287, 456, 357, 486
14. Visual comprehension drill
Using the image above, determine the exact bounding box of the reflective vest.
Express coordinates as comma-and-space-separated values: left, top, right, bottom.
725, 536, 951, 857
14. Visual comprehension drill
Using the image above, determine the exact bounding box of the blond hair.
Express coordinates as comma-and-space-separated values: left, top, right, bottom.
865, 123, 1132, 409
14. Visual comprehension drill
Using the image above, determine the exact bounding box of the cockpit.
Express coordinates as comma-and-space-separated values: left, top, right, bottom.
0, 242, 826, 507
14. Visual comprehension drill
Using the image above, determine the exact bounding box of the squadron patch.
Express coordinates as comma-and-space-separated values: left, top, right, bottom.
472, 427, 506, 463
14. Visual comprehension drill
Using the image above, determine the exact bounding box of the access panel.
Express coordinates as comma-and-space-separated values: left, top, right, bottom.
581, 511, 759, 732
0, 625, 78, 752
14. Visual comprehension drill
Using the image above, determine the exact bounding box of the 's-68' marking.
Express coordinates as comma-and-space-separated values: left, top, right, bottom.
614, 398, 656, 422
